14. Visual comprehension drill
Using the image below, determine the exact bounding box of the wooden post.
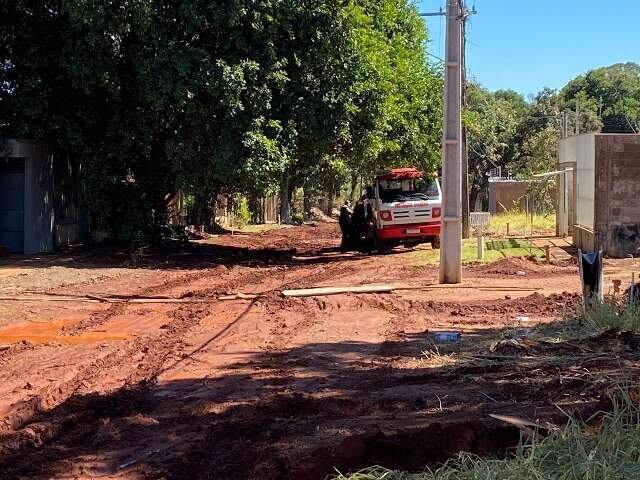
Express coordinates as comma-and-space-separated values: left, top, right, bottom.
506, 222, 510, 236
544, 245, 550, 264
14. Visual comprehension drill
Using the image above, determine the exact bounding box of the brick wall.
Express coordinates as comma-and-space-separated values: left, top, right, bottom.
594, 134, 640, 257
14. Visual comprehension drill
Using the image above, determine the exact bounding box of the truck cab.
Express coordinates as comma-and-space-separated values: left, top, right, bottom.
370, 168, 441, 249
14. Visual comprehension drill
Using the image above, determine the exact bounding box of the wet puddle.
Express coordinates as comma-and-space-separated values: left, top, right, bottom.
0, 319, 131, 345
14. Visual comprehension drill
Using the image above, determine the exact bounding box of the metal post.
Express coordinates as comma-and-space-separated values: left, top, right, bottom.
439, 0, 463, 284
575, 97, 580, 135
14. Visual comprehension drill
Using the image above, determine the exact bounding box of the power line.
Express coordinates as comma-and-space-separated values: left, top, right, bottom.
427, 51, 445, 63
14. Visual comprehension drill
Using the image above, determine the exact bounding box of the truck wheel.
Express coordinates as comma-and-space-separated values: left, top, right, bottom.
431, 236, 441, 250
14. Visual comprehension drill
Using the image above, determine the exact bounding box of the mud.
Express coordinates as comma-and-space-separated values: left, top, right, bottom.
0, 223, 635, 479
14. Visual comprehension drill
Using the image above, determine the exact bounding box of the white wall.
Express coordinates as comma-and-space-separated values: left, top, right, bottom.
559, 134, 595, 229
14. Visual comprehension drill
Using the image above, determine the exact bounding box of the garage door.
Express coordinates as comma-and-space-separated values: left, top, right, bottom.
0, 158, 25, 253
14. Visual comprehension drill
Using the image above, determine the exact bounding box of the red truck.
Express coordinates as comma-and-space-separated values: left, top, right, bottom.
340, 168, 442, 251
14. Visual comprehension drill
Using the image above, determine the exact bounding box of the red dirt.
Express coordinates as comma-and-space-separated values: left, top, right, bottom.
0, 223, 636, 479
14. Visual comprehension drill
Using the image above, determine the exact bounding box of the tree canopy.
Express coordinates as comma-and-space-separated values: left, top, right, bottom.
464, 62, 640, 210
3, 1, 638, 234
0, 0, 443, 233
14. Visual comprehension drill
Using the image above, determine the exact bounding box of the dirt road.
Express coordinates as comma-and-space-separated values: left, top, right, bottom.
0, 224, 635, 479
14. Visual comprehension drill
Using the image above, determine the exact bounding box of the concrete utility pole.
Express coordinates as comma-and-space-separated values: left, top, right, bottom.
575, 97, 580, 135
439, 0, 463, 284
461, 14, 470, 239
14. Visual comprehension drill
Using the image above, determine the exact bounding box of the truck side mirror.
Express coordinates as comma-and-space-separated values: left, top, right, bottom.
366, 186, 374, 200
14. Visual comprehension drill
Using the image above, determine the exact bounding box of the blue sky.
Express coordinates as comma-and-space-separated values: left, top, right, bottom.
418, 0, 640, 98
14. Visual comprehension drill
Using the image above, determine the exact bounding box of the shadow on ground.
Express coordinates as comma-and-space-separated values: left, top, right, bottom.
1, 319, 630, 480
0, 226, 426, 273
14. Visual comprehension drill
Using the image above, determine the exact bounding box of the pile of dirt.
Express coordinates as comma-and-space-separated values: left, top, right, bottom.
506, 292, 581, 316
206, 223, 341, 255
490, 328, 640, 356
471, 257, 577, 277
362, 291, 581, 318
308, 207, 337, 223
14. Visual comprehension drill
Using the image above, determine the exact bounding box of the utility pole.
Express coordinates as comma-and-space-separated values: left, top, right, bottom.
598, 96, 603, 121
575, 97, 580, 135
461, 11, 470, 239
439, 0, 463, 284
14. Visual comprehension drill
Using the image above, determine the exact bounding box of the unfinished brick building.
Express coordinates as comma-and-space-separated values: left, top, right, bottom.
558, 133, 640, 257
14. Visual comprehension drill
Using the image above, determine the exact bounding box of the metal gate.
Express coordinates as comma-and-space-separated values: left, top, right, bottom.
0, 158, 25, 253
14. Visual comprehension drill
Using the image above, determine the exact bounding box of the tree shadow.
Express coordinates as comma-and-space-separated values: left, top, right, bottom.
0, 234, 431, 276
0, 318, 626, 479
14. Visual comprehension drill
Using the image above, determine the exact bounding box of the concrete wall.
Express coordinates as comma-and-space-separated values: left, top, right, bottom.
1, 140, 54, 254
573, 224, 595, 252
594, 134, 640, 257
559, 134, 596, 229
52, 151, 83, 246
488, 180, 528, 214
556, 166, 576, 237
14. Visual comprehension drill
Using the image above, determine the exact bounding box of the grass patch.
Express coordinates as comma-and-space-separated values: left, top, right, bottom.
334, 385, 640, 480
413, 238, 544, 265
489, 211, 555, 237
579, 301, 640, 334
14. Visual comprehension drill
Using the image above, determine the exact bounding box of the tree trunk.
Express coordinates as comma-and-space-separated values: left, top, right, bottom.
326, 178, 335, 217
248, 194, 261, 224
349, 172, 359, 201
191, 191, 209, 227
469, 183, 480, 215
303, 187, 312, 221
279, 174, 291, 224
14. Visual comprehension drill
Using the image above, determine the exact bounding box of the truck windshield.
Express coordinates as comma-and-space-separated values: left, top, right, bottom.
378, 177, 439, 202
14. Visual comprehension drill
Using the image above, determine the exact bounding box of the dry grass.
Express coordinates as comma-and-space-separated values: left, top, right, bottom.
488, 211, 556, 238
419, 344, 459, 368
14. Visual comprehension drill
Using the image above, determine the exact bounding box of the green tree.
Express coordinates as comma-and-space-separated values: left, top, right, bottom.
1, 0, 443, 233
341, 0, 442, 182
561, 62, 640, 133
1, 0, 361, 231
464, 83, 527, 209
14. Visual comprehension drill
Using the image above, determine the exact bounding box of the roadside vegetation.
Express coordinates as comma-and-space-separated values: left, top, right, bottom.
489, 212, 556, 237
335, 385, 640, 480
579, 302, 640, 334
413, 237, 543, 265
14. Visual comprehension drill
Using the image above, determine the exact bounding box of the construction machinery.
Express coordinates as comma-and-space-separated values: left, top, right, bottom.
340, 168, 442, 251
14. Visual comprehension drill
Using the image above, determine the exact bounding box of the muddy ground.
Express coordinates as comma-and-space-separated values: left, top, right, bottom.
0, 223, 638, 479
